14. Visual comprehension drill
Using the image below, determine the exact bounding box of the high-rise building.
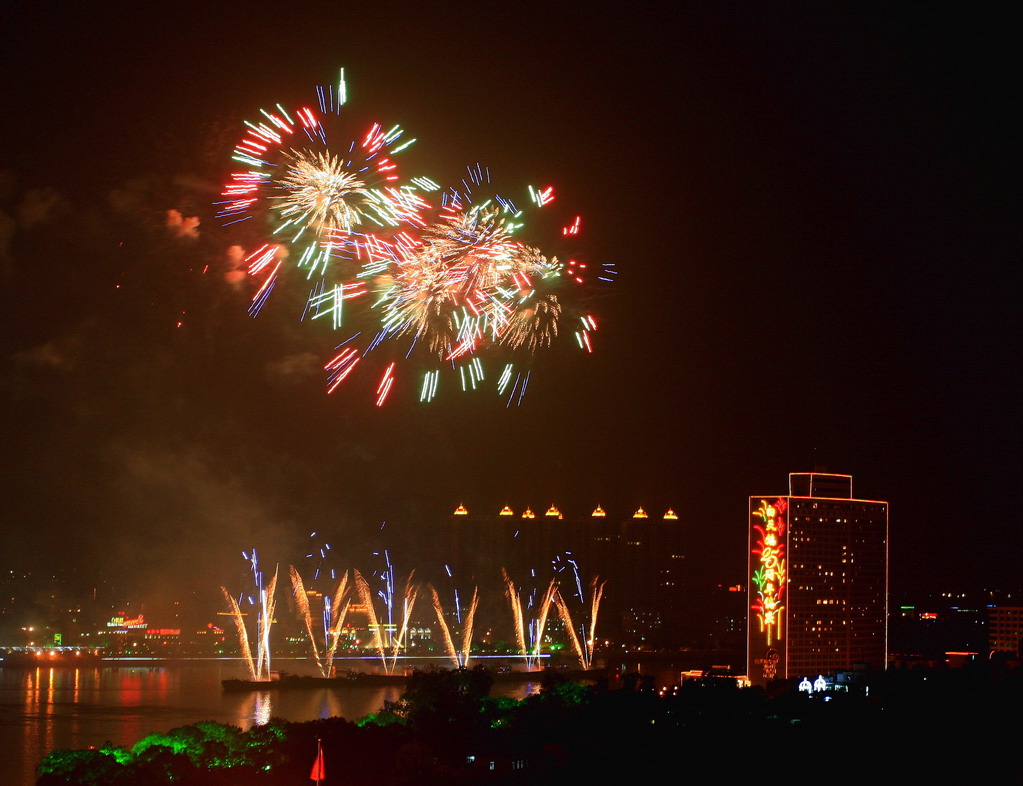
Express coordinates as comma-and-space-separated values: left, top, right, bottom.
988, 606, 1023, 657
747, 472, 888, 686
442, 504, 686, 646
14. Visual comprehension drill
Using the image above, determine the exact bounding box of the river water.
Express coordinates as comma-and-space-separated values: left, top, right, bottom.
0, 659, 544, 786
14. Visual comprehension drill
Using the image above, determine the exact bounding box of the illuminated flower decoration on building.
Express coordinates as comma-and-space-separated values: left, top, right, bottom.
751, 498, 787, 645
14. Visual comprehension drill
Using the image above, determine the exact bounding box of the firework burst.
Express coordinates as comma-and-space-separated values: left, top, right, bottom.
220, 71, 614, 406
218, 69, 430, 315
326, 164, 611, 405
275, 150, 370, 236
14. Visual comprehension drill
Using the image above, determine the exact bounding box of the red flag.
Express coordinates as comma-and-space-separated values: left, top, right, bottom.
310, 740, 325, 782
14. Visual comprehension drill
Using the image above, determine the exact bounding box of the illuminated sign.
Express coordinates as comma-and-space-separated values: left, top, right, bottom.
106, 614, 147, 630
753, 649, 780, 681
751, 498, 787, 646
799, 675, 829, 693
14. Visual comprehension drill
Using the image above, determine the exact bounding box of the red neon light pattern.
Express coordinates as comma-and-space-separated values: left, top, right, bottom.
751, 498, 786, 646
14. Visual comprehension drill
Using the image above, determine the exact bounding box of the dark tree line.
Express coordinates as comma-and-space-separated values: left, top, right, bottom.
38, 662, 1022, 785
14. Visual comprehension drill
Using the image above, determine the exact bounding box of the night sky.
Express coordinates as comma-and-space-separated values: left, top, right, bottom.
1, 3, 1018, 604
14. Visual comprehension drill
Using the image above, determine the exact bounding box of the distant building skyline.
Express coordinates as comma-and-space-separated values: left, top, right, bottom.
445, 502, 686, 647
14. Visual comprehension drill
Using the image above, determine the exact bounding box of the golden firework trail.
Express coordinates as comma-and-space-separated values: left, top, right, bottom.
428, 584, 459, 667
460, 587, 480, 668
553, 587, 588, 669
501, 568, 527, 662
551, 576, 604, 670
353, 569, 387, 669
221, 588, 259, 681
532, 578, 557, 668
323, 572, 352, 675
289, 566, 323, 672
427, 583, 479, 668
387, 572, 419, 673
586, 577, 606, 666
259, 568, 279, 679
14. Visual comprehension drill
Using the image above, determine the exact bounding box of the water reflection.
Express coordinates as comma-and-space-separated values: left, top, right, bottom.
44, 669, 55, 767
521, 681, 542, 697
1, 661, 541, 786
249, 691, 272, 726
232, 684, 406, 730
70, 669, 81, 756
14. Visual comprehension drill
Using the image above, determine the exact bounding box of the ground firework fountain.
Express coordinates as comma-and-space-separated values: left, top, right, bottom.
530, 579, 558, 669
222, 551, 279, 681
289, 567, 352, 677
553, 576, 605, 670
353, 569, 387, 669
351, 565, 419, 674
387, 571, 419, 673
503, 570, 557, 670
428, 583, 479, 668
502, 569, 527, 663
221, 545, 603, 679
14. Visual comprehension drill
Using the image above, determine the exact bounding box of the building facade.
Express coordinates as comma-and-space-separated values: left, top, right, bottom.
443, 504, 686, 647
748, 472, 888, 686
988, 606, 1023, 656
